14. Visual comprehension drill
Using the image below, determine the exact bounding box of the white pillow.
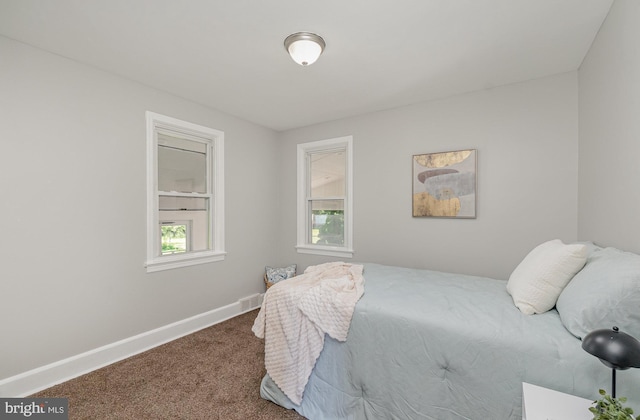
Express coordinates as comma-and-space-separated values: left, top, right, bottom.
506, 240, 587, 315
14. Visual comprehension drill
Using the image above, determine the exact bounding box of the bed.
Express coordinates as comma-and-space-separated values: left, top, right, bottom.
256, 243, 640, 419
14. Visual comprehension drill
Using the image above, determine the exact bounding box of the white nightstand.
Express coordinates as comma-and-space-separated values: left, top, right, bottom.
522, 382, 593, 420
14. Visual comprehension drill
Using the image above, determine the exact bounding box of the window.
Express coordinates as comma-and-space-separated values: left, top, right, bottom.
161, 222, 189, 255
297, 136, 353, 258
146, 112, 225, 272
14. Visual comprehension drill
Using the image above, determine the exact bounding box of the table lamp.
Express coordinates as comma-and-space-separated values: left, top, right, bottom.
582, 326, 640, 397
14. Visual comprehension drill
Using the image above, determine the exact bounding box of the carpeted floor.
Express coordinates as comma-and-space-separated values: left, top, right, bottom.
31, 310, 305, 419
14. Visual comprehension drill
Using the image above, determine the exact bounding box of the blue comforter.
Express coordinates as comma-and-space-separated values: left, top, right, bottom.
260, 263, 640, 419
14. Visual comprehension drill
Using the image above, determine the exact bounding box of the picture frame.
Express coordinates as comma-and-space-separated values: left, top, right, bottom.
412, 149, 477, 218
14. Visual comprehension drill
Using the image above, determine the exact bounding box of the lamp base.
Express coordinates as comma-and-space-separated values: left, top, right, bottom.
612, 368, 616, 398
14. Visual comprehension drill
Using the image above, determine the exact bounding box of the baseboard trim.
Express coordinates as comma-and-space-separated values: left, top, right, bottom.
0, 297, 263, 397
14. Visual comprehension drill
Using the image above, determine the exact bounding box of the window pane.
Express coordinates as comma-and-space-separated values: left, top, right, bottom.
311, 200, 344, 245
158, 133, 207, 193
310, 150, 345, 198
161, 223, 188, 255
158, 196, 210, 254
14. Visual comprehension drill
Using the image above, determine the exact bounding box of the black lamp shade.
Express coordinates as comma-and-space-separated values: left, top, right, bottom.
582, 326, 640, 370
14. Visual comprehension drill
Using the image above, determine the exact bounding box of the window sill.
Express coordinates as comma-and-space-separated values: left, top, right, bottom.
296, 245, 354, 259
145, 251, 226, 273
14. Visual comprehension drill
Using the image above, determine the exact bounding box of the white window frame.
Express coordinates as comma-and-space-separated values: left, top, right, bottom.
145, 111, 225, 272
296, 136, 354, 258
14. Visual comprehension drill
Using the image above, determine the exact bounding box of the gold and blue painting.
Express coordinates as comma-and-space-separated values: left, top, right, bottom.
412, 149, 477, 218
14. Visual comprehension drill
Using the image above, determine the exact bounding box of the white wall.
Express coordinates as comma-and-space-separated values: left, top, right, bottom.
277, 73, 580, 280
578, 0, 640, 253
0, 36, 280, 380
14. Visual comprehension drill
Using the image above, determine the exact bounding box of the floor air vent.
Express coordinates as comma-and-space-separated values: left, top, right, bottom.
239, 293, 262, 312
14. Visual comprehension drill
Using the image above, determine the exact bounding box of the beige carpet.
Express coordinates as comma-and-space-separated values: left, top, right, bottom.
31, 310, 305, 419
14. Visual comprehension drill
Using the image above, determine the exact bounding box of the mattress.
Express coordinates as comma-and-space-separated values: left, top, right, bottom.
259, 263, 640, 419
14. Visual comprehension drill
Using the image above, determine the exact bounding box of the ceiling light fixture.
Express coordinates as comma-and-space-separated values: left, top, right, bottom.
284, 32, 325, 66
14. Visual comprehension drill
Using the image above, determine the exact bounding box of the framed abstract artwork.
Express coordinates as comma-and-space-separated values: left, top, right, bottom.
412, 149, 477, 218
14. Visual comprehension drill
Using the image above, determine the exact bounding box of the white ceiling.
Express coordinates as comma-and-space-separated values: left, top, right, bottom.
0, 0, 613, 131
